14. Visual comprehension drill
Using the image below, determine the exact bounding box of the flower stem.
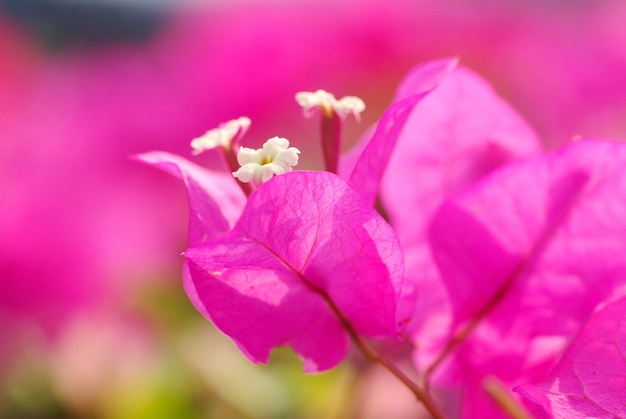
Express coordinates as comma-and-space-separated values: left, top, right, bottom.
483, 376, 531, 419
321, 293, 446, 419
222, 145, 254, 196
265, 240, 445, 418
320, 109, 341, 174
425, 189, 579, 387
423, 258, 528, 392
424, 265, 518, 389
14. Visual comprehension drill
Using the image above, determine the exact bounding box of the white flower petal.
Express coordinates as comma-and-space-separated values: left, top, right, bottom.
236, 147, 261, 165
232, 164, 256, 183
295, 89, 364, 121
335, 96, 366, 121
190, 116, 251, 155
232, 137, 300, 186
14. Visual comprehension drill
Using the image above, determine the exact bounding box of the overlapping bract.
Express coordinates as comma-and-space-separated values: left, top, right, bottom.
185, 171, 404, 371
350, 59, 543, 376
426, 140, 626, 417
140, 56, 626, 417
515, 296, 626, 418
138, 58, 459, 371
363, 60, 626, 417
343, 58, 459, 204
139, 145, 407, 372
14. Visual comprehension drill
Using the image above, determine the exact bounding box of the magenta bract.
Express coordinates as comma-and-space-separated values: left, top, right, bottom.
134, 151, 247, 319
428, 139, 626, 417
515, 296, 626, 418
134, 151, 246, 244
374, 61, 542, 374
184, 171, 404, 372
345, 57, 459, 204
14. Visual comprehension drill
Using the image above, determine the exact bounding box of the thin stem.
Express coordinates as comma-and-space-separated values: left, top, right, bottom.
425, 181, 582, 387
251, 238, 445, 417
320, 109, 341, 174
424, 263, 520, 389
222, 145, 254, 196
321, 294, 446, 419
483, 376, 531, 419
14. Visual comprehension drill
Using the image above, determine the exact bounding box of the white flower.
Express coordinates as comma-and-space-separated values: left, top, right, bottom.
233, 137, 300, 187
295, 89, 365, 121
190, 117, 251, 155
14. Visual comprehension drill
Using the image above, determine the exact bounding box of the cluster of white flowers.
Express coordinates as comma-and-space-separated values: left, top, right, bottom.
190, 89, 363, 187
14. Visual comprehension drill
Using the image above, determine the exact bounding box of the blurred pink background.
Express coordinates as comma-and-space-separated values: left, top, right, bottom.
1, 0, 625, 417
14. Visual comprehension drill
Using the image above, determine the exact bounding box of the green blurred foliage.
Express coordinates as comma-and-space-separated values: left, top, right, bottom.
1, 281, 357, 419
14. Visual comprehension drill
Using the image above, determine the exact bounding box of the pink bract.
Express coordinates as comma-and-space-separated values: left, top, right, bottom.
134, 151, 248, 319
184, 171, 404, 372
134, 151, 246, 244
364, 60, 542, 374
428, 139, 626, 417
515, 296, 626, 418
345, 57, 459, 204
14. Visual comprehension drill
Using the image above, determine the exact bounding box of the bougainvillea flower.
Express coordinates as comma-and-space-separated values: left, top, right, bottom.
184, 171, 404, 372
515, 296, 626, 418
139, 56, 540, 374
427, 139, 626, 417
136, 43, 626, 414
0, 0, 431, 360
138, 57, 458, 341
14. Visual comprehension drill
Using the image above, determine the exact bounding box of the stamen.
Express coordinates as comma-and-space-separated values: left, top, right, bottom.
233, 137, 301, 187
190, 117, 251, 155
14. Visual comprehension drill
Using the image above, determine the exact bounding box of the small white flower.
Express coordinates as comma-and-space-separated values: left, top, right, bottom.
233, 137, 300, 187
190, 117, 251, 155
295, 89, 365, 121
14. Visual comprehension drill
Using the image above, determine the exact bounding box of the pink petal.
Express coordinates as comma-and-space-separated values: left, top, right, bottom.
184, 171, 404, 372
133, 151, 246, 244
380, 63, 542, 372
342, 58, 458, 204
383, 64, 542, 252
428, 139, 626, 416
515, 296, 626, 419
134, 151, 247, 320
